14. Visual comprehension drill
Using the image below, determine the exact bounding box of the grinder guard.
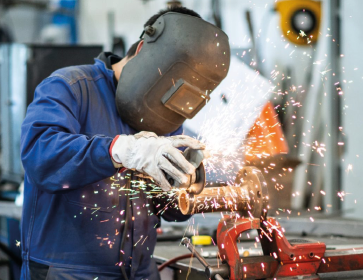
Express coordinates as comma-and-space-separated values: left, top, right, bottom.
115, 12, 230, 135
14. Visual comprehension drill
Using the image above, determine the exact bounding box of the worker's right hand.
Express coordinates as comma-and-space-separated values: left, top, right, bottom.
109, 131, 205, 191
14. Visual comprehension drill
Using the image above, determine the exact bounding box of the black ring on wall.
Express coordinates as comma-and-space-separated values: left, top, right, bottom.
290, 9, 317, 35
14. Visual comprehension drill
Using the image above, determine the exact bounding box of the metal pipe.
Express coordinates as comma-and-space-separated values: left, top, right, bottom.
179, 185, 251, 214
178, 166, 269, 219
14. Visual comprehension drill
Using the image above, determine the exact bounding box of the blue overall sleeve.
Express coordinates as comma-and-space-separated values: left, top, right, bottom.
21, 76, 116, 194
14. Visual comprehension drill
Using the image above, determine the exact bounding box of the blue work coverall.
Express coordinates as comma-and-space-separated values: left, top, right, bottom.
20, 55, 189, 279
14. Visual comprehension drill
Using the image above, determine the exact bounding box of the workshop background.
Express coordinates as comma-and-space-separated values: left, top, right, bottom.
0, 0, 363, 279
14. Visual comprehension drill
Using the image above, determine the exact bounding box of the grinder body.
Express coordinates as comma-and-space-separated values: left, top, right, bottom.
166, 149, 206, 194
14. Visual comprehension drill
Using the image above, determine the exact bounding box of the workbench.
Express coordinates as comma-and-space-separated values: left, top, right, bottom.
156, 213, 363, 280
154, 239, 363, 279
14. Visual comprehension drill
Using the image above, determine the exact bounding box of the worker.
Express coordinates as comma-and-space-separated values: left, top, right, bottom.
20, 6, 230, 280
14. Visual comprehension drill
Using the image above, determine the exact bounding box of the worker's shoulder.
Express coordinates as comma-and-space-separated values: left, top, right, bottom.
49, 64, 105, 85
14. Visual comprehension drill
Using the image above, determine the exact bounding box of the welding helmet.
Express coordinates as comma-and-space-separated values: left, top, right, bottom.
115, 12, 230, 135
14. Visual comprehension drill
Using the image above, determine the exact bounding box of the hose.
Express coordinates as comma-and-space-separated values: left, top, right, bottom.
158, 253, 193, 272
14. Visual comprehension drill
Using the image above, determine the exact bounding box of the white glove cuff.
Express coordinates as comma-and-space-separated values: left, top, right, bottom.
110, 135, 136, 168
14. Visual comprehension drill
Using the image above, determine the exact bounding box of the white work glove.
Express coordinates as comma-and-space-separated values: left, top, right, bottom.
109, 131, 206, 191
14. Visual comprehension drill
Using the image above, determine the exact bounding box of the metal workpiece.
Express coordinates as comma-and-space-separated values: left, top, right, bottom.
178, 166, 269, 219
178, 184, 251, 215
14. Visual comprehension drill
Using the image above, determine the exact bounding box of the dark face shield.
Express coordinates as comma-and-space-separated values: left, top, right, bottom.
116, 12, 230, 135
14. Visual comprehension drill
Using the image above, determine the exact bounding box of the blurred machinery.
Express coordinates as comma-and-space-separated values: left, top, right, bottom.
244, 102, 288, 162
0, 0, 47, 8
275, 0, 321, 45
256, 0, 342, 212
244, 102, 300, 210
166, 0, 182, 8
0, 0, 78, 44
0, 25, 12, 43
0, 44, 102, 185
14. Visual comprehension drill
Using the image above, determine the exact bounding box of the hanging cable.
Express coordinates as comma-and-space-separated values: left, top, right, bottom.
158, 253, 193, 272
119, 171, 132, 280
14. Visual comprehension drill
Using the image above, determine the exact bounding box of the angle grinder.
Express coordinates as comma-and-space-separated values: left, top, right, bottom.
166, 148, 206, 194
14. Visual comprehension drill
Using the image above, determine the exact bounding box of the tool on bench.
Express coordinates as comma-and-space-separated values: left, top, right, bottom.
180, 166, 363, 280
